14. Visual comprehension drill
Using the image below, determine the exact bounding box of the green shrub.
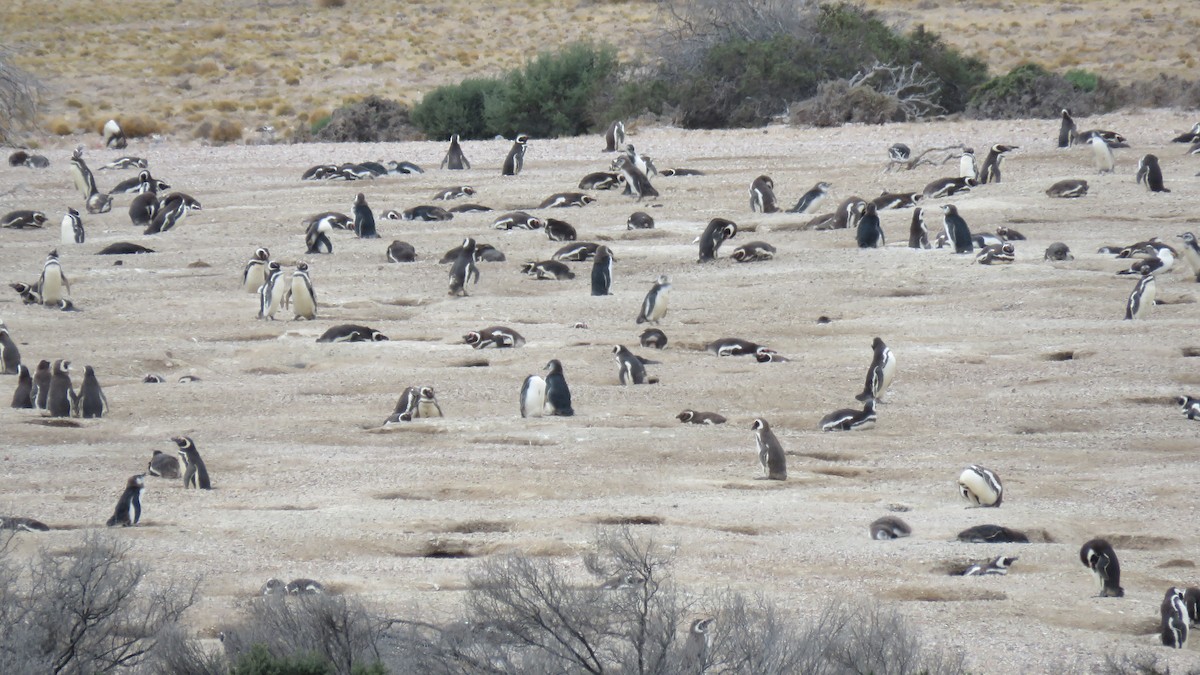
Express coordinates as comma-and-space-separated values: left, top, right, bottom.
1064, 68, 1099, 92
409, 77, 505, 141
966, 63, 1110, 118
231, 644, 334, 675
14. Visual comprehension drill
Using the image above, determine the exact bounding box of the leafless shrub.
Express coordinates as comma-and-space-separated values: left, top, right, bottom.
655, 0, 816, 60
144, 625, 226, 675
792, 61, 944, 128
848, 61, 946, 119
0, 47, 41, 145
1097, 651, 1200, 675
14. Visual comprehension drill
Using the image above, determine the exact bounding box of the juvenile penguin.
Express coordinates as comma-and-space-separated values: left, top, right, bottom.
788, 182, 831, 214
1045, 179, 1089, 198
1175, 232, 1200, 278
289, 262, 317, 320
698, 218, 738, 262
749, 175, 779, 213
1161, 587, 1189, 648
869, 516, 912, 540
1044, 242, 1074, 261
978, 144, 1017, 184
32, 360, 51, 409
352, 193, 378, 239
1135, 154, 1169, 192
46, 359, 75, 418
636, 275, 671, 324
1089, 135, 1115, 174
855, 202, 885, 248
175, 436, 211, 489
750, 418, 787, 481
856, 337, 896, 403
603, 120, 625, 152
258, 261, 286, 319
612, 345, 656, 385
1079, 539, 1124, 597
640, 328, 667, 349
907, 208, 930, 249
448, 237, 480, 296
416, 386, 443, 418
959, 148, 977, 180
1124, 272, 1156, 321
544, 218, 577, 242
60, 207, 84, 245
819, 399, 877, 432
11, 364, 33, 408
0, 326, 19, 374
519, 375, 547, 419
440, 134, 470, 170
38, 249, 70, 306
502, 134, 528, 176
542, 359, 574, 416
106, 474, 145, 527
76, 365, 107, 418
1058, 109, 1077, 148
591, 245, 614, 296
940, 204, 973, 254
147, 449, 181, 479
958, 465, 1003, 507
386, 240, 416, 263
627, 211, 655, 229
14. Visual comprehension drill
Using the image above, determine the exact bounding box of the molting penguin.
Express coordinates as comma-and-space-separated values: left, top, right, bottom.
147, 450, 181, 479
750, 418, 787, 481
958, 465, 1003, 507
440, 134, 471, 170
76, 365, 107, 418
907, 208, 930, 249
749, 175, 779, 213
978, 144, 1017, 184
869, 516, 912, 540
353, 193, 378, 239
855, 202, 885, 248
603, 120, 625, 152
698, 218, 737, 262
174, 436, 211, 489
502, 134, 528, 176
636, 275, 671, 324
0, 326, 20, 374
788, 181, 830, 214
1135, 154, 1169, 192
46, 359, 75, 418
242, 247, 271, 294
448, 237, 480, 297
1124, 272, 1155, 320
1079, 539, 1124, 597
11, 364, 33, 408
106, 474, 145, 527
856, 338, 895, 403
940, 204, 973, 254
640, 328, 667, 350
289, 262, 317, 320
591, 245, 614, 296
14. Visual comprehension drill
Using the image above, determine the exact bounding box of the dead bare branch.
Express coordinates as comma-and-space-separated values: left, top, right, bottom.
0, 47, 41, 145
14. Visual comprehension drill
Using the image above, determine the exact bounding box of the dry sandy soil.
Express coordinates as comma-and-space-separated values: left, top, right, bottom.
3, 110, 1200, 672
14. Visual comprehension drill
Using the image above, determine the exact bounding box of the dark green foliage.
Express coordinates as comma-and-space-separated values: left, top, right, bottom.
231, 645, 334, 675
409, 78, 505, 141
1064, 68, 1100, 93
966, 63, 1117, 119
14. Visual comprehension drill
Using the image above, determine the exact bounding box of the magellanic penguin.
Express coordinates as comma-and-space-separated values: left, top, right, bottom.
706, 337, 765, 357
855, 202, 885, 248
1124, 272, 1156, 320
819, 399, 877, 432
432, 185, 475, 200
1045, 179, 1089, 198
960, 555, 1018, 576
60, 208, 84, 245
1172, 122, 1200, 144
449, 237, 480, 297
591, 245, 614, 296
869, 516, 912, 540
579, 172, 621, 190
286, 579, 325, 595
317, 324, 388, 343
676, 410, 725, 425
908, 208, 930, 249
940, 205, 973, 254
31, 360, 51, 409
1044, 242, 1074, 261
871, 190, 922, 210
750, 418, 787, 481
400, 205, 453, 222
1058, 109, 1077, 148
492, 211, 543, 230
305, 217, 333, 254
749, 175, 779, 213
288, 262, 317, 320
258, 261, 286, 319
416, 386, 443, 418
1089, 135, 1116, 174
0, 326, 20, 374
976, 242, 1016, 265
521, 360, 574, 417
636, 275, 671, 324
1161, 587, 1189, 648
612, 345, 658, 385
958, 465, 1003, 507
1186, 588, 1200, 627
888, 143, 911, 161
1079, 539, 1124, 598
698, 218, 738, 262
640, 328, 667, 350
174, 436, 211, 489
1135, 154, 1170, 192
521, 260, 573, 281
463, 326, 524, 349
1, 210, 48, 229
353, 193, 378, 239
627, 211, 655, 230
76, 365, 107, 418
959, 148, 977, 180
38, 249, 70, 306
147, 449, 180, 479
102, 119, 127, 149
11, 364, 33, 408
242, 248, 271, 293
978, 144, 1017, 184
46, 359, 75, 418
957, 524, 1028, 543
69, 147, 112, 214
544, 218, 577, 242
386, 386, 419, 424
921, 176, 977, 199
106, 474, 145, 527
680, 617, 714, 674
730, 241, 776, 262
856, 338, 896, 403
538, 192, 595, 208
613, 155, 658, 201
553, 243, 600, 262
502, 134, 528, 176
788, 181, 831, 214
1176, 232, 1200, 279
440, 134, 470, 170
603, 120, 625, 152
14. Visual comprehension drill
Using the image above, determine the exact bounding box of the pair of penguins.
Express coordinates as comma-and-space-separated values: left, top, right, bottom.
10, 358, 106, 418
439, 134, 527, 176
242, 248, 317, 320
108, 437, 210, 527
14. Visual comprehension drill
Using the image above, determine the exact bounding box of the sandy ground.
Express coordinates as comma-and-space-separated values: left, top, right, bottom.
3, 110, 1200, 672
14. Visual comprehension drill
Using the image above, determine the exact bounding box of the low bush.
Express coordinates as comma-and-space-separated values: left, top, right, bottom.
791, 79, 905, 127
409, 79, 505, 141
966, 63, 1121, 118
315, 95, 420, 143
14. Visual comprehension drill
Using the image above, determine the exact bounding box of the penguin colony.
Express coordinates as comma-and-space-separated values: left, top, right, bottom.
2, 112, 1199, 664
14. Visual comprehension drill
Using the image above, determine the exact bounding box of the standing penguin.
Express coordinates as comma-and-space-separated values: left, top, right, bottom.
1079, 539, 1124, 598
750, 418, 787, 480
242, 247, 271, 293
60, 208, 84, 245
502, 134, 528, 176
1124, 272, 1156, 320
69, 147, 111, 213
908, 208, 930, 249
855, 202, 885, 248
788, 181, 831, 214
613, 155, 658, 201
1176, 232, 1200, 279
612, 345, 656, 385
959, 148, 977, 180
440, 134, 471, 170
978, 144, 1017, 184
38, 250, 70, 306
352, 193, 378, 239
636, 275, 671, 324
103, 119, 127, 149
46, 359, 75, 418
591, 245, 614, 296
1135, 154, 1170, 192
1089, 135, 1115, 173
603, 121, 625, 152
1058, 109, 1077, 148
519, 375, 547, 419
698, 218, 738, 262
76, 365, 107, 418
416, 386, 443, 418
448, 237, 480, 297
749, 175, 779, 213
1162, 587, 1190, 648
940, 205, 973, 254
543, 360, 574, 416
31, 360, 51, 409
855, 337, 896, 403
289, 262, 317, 320
0, 326, 20, 374
105, 474, 145, 527
11, 364, 33, 408
174, 436, 211, 489
258, 261, 286, 319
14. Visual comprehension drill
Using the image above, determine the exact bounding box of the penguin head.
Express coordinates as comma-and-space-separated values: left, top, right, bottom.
463, 331, 481, 345
129, 474, 146, 488
296, 262, 309, 272
750, 418, 769, 431
262, 578, 286, 595
515, 134, 529, 144
676, 410, 694, 422
171, 436, 194, 451
940, 204, 957, 217
137, 169, 151, 183
544, 359, 563, 375
369, 331, 389, 342
354, 192, 367, 206
419, 386, 435, 400
84, 365, 96, 377
691, 618, 715, 634
53, 360, 70, 374
47, 248, 59, 260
